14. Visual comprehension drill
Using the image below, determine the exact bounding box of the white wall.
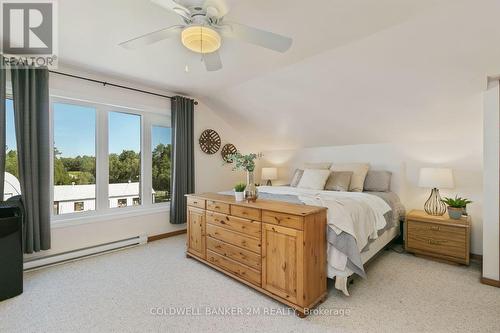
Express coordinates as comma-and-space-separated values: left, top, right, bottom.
194, 101, 255, 193
26, 67, 248, 260
483, 80, 499, 280
261, 139, 483, 255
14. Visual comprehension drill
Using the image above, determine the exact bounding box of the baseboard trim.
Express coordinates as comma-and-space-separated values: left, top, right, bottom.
480, 277, 500, 288
470, 253, 483, 263
148, 229, 186, 242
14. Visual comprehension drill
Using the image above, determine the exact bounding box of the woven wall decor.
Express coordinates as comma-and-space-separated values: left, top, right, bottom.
221, 143, 238, 162
199, 129, 221, 154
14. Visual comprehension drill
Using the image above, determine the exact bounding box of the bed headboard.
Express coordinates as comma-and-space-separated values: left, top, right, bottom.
261, 144, 408, 202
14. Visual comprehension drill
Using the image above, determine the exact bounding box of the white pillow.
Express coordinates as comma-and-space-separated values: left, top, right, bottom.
330, 163, 370, 192
297, 169, 331, 190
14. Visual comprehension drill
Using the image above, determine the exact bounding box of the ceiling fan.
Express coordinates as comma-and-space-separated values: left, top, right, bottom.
119, 0, 293, 71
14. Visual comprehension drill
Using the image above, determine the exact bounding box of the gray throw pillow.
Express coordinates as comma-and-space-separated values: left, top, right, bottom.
324, 171, 353, 191
363, 170, 392, 192
290, 169, 304, 187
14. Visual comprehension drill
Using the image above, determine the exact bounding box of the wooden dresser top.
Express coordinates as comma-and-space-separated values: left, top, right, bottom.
186, 192, 326, 216
407, 209, 470, 227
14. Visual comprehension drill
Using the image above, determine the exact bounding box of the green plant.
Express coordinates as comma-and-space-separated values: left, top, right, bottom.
225, 152, 261, 172
234, 183, 246, 192
441, 195, 472, 208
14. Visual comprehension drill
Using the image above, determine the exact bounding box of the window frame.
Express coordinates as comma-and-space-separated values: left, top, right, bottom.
49, 95, 171, 226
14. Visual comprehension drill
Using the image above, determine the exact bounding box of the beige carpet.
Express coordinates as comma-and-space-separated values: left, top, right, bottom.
0, 235, 498, 333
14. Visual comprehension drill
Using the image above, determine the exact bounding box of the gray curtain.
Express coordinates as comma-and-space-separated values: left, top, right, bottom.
0, 62, 5, 201
170, 96, 195, 224
11, 67, 51, 253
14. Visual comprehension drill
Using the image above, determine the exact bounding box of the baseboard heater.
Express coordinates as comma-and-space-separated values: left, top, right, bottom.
23, 235, 147, 271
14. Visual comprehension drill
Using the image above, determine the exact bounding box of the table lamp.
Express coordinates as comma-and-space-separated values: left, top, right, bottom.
261, 167, 278, 186
418, 168, 454, 216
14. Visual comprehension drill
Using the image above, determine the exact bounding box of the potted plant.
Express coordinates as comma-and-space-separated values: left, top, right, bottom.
441, 196, 473, 220
234, 183, 246, 202
226, 152, 261, 201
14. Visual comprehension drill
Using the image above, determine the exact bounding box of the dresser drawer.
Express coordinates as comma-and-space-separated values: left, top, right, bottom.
231, 205, 261, 221
187, 197, 205, 209
206, 224, 261, 254
262, 210, 304, 230
407, 220, 466, 259
207, 250, 261, 286
206, 211, 261, 238
206, 200, 230, 214
207, 237, 261, 270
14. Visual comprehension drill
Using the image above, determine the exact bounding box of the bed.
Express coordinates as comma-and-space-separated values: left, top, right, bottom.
228, 185, 406, 295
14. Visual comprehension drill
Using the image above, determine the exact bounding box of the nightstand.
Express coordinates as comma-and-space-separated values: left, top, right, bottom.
405, 210, 471, 265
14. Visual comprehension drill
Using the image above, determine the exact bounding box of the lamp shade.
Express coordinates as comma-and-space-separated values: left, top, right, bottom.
418, 168, 454, 189
261, 167, 278, 180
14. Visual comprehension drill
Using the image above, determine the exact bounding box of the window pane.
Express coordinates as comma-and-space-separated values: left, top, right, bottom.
152, 126, 171, 203
108, 112, 141, 208
53, 103, 96, 215
3, 99, 21, 201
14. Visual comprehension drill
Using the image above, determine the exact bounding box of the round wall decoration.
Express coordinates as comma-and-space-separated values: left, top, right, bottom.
221, 143, 238, 162
198, 129, 221, 154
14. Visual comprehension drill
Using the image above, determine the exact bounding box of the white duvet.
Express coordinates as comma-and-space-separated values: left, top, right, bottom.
257, 186, 391, 293
258, 186, 391, 247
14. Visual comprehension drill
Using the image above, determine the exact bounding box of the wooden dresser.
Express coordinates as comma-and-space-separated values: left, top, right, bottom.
405, 210, 471, 265
185, 193, 328, 317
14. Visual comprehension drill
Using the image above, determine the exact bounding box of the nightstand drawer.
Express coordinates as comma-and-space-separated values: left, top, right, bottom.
407, 220, 466, 259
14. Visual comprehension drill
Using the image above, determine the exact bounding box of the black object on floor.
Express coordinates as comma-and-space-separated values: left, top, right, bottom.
0, 199, 23, 301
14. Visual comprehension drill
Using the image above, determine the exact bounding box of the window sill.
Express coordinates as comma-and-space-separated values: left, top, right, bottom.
51, 204, 170, 229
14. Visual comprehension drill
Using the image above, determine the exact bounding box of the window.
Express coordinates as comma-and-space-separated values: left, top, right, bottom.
152, 126, 171, 203
109, 112, 141, 208
53, 202, 59, 215
49, 95, 170, 221
3, 99, 21, 201
53, 103, 96, 215
74, 202, 84, 212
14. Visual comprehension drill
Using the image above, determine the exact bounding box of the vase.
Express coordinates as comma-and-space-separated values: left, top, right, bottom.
448, 207, 463, 220
234, 191, 244, 202
245, 170, 258, 202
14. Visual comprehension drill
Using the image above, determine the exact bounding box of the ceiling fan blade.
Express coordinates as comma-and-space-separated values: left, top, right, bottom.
151, 0, 191, 21
221, 23, 292, 53
204, 0, 229, 18
204, 51, 222, 71
119, 25, 183, 49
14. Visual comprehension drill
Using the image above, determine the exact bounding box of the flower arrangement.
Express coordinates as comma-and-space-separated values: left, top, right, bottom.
226, 152, 261, 172
225, 152, 262, 202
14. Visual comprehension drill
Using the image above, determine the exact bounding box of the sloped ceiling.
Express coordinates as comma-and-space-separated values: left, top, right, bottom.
58, 0, 500, 149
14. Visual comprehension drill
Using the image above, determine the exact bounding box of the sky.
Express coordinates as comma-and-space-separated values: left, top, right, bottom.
5, 101, 171, 158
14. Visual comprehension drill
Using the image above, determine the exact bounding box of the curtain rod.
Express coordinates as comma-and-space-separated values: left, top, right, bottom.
48, 70, 198, 105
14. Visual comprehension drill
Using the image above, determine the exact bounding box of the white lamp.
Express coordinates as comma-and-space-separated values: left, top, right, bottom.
418, 168, 454, 216
261, 167, 278, 186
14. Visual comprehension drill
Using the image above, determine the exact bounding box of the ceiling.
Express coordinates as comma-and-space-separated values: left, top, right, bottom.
58, 0, 500, 149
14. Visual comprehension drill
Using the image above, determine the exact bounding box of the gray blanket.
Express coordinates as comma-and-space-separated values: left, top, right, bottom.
219, 190, 405, 278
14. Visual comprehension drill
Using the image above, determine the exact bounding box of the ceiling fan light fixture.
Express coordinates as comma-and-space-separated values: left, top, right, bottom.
181, 25, 221, 54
